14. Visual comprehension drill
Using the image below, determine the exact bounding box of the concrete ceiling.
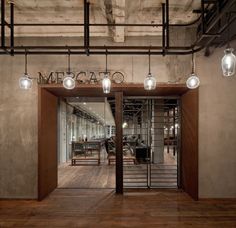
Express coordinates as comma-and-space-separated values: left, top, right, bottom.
4, 0, 201, 41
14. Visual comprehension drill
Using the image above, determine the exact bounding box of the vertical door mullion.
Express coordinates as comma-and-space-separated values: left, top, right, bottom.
115, 92, 123, 194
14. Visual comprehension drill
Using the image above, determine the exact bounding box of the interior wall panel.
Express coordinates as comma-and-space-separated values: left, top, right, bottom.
181, 89, 199, 200
38, 88, 58, 200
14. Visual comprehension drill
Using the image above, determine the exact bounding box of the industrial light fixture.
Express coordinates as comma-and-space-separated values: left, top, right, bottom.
186, 52, 200, 89
222, 48, 236, 77
63, 49, 75, 90
144, 50, 156, 90
221, 14, 236, 77
19, 50, 33, 90
122, 122, 128, 128
102, 50, 111, 94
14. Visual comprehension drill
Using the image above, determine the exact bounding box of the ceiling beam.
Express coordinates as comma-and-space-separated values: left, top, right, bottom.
103, 0, 125, 42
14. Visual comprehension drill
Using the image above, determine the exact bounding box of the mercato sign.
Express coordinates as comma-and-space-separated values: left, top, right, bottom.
37, 70, 125, 84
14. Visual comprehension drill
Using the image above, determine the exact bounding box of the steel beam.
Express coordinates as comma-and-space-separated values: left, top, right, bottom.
3, 45, 195, 50
0, 19, 202, 27
194, 0, 236, 46
0, 50, 201, 55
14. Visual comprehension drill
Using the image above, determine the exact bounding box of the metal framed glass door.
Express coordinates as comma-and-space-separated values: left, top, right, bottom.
122, 97, 180, 189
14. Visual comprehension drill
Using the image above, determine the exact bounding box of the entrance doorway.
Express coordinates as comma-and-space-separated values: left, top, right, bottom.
57, 97, 115, 189
109, 97, 180, 189
38, 84, 198, 200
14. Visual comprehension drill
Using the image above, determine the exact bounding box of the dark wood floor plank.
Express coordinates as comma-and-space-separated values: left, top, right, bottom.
0, 189, 236, 227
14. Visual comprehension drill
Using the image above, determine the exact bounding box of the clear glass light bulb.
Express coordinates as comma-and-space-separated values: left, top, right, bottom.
63, 73, 75, 90
144, 73, 156, 90
186, 73, 200, 89
122, 122, 128, 128
221, 48, 236, 77
102, 74, 111, 94
19, 74, 33, 90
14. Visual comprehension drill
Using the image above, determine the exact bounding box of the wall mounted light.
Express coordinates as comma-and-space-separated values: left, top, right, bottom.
102, 50, 111, 94
19, 50, 33, 90
63, 49, 75, 90
144, 51, 156, 90
186, 52, 200, 89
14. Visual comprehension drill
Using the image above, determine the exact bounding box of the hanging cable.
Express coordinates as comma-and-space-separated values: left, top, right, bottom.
68, 48, 71, 73
191, 51, 195, 74
105, 49, 108, 73
148, 49, 151, 74
226, 12, 231, 49
25, 49, 28, 75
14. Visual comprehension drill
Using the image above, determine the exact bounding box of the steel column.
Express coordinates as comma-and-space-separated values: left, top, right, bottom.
201, 0, 205, 34
166, 0, 170, 48
1, 0, 5, 48
10, 2, 14, 56
162, 3, 166, 56
86, 1, 90, 56
84, 0, 90, 56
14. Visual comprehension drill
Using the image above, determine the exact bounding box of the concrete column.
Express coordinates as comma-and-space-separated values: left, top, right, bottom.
153, 100, 164, 164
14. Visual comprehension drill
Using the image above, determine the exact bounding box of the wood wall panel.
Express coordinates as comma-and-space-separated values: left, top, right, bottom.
181, 89, 199, 200
38, 88, 58, 200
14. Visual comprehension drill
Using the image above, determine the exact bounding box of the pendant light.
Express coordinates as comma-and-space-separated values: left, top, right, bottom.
144, 50, 156, 90
19, 50, 33, 90
221, 13, 236, 77
186, 52, 200, 89
102, 50, 111, 94
63, 49, 75, 90
122, 122, 128, 128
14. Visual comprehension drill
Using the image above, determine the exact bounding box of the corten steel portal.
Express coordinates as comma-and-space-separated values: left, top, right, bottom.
38, 83, 199, 201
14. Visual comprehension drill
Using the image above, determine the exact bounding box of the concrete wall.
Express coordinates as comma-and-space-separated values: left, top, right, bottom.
0, 55, 38, 199
0, 36, 235, 198
198, 41, 236, 198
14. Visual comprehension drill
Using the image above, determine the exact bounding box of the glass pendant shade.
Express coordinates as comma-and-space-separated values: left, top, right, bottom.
19, 74, 33, 90
63, 73, 75, 90
186, 73, 200, 89
102, 74, 111, 94
144, 73, 156, 90
221, 48, 236, 77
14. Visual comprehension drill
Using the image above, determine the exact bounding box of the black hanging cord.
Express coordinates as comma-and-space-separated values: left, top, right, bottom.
25, 49, 28, 75
105, 49, 108, 73
148, 49, 151, 74
191, 51, 195, 74
226, 12, 231, 49
68, 49, 71, 73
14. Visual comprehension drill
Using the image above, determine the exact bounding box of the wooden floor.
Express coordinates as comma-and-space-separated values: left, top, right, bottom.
58, 163, 115, 188
0, 189, 236, 227
58, 148, 177, 189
